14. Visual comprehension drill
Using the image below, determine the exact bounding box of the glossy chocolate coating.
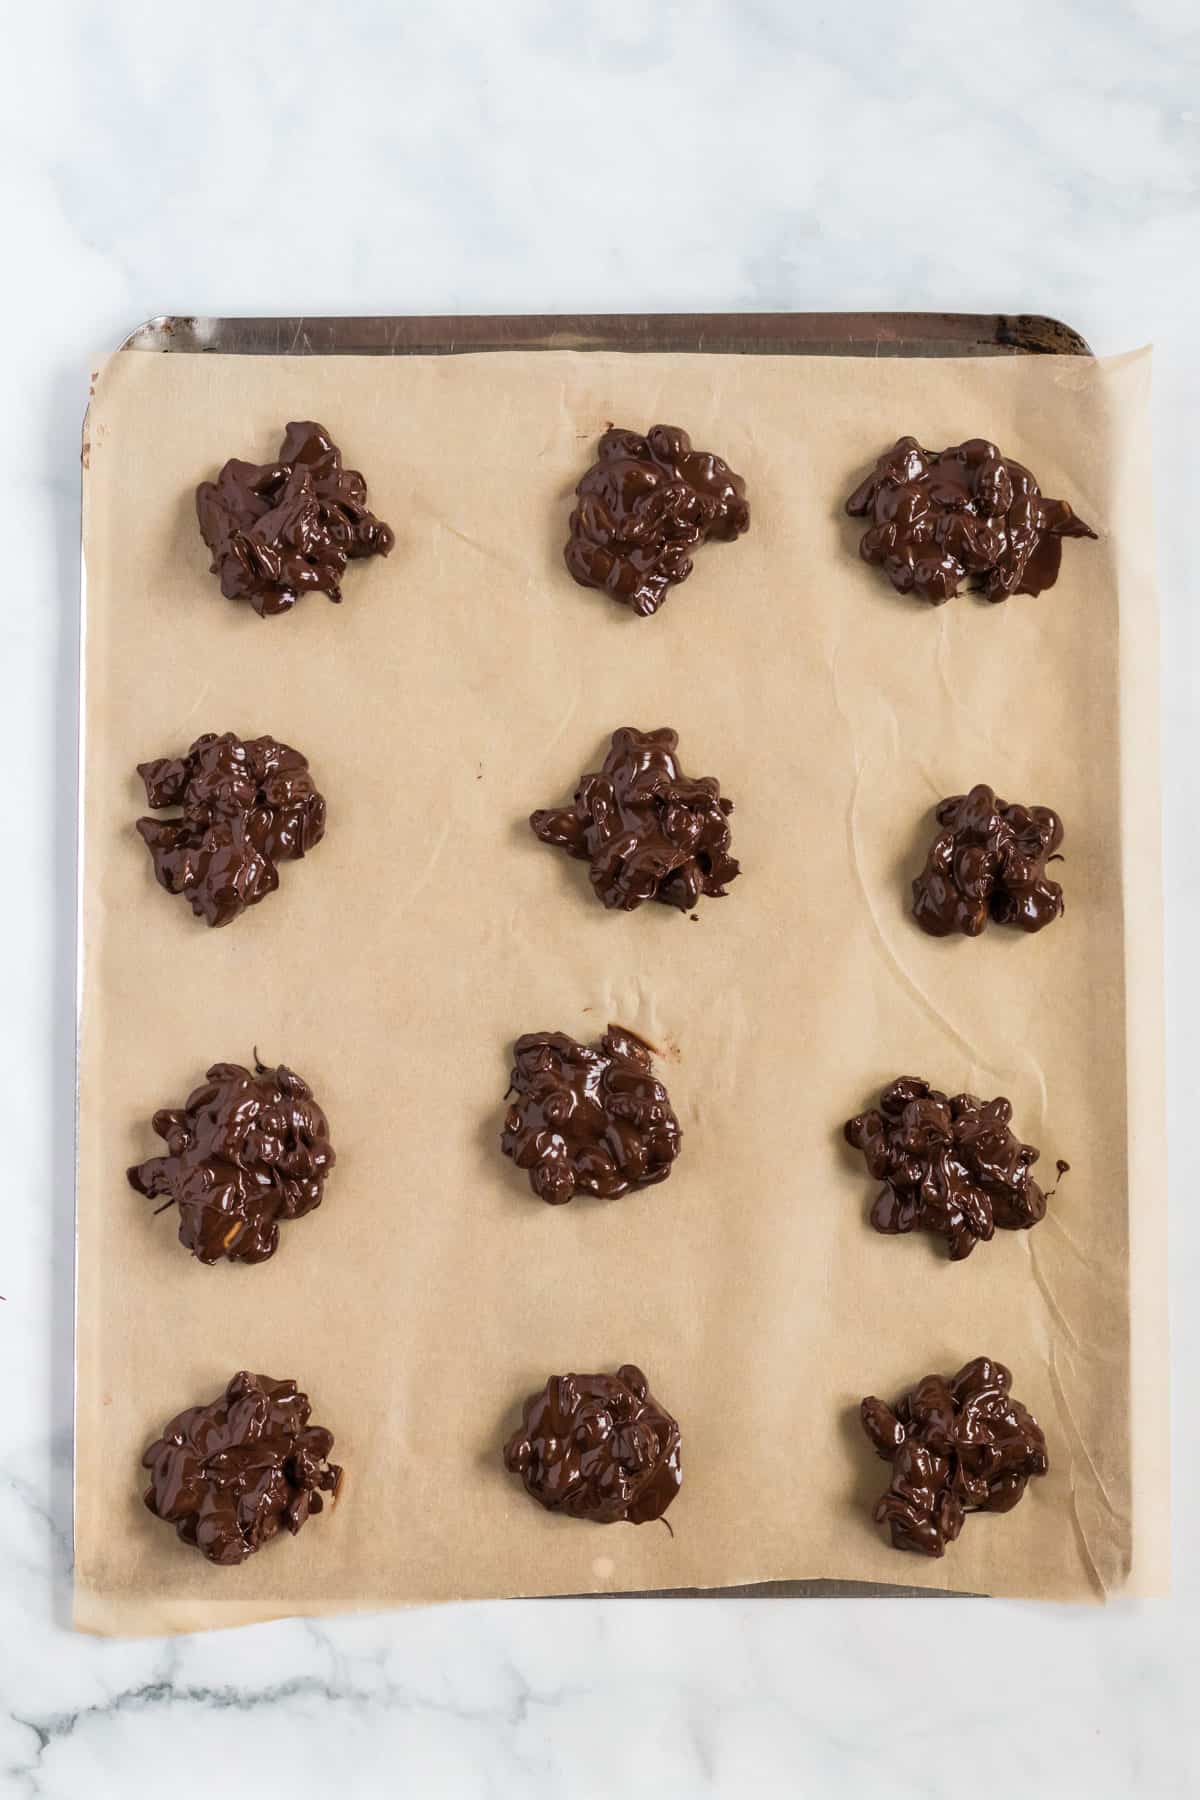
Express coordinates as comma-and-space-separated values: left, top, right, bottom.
564, 424, 749, 616
860, 1357, 1048, 1556
142, 1371, 341, 1565
501, 1026, 682, 1205
531, 726, 739, 913
844, 1077, 1050, 1261
196, 420, 394, 616
135, 731, 326, 927
912, 784, 1064, 937
845, 435, 1095, 604
127, 1059, 335, 1265
504, 1363, 681, 1524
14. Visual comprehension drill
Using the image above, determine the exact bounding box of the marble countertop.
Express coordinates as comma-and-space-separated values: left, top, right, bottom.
3, 1, 1197, 1794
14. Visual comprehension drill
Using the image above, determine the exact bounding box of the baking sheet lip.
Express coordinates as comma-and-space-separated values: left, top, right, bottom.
558, 1578, 983, 1601
116, 310, 1094, 359
71, 553, 85, 1591
72, 317, 1089, 1623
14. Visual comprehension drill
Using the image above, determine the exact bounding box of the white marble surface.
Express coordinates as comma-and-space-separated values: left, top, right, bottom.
2, 0, 1198, 1793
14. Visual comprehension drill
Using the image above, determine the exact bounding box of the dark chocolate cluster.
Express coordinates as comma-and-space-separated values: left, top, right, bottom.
127, 1059, 335, 1264
845, 435, 1095, 604
844, 1077, 1051, 1261
196, 420, 394, 616
142, 1371, 342, 1564
860, 1357, 1048, 1556
912, 784, 1064, 938
530, 726, 739, 913
501, 1026, 682, 1205
504, 1363, 682, 1524
135, 731, 326, 927
565, 424, 749, 616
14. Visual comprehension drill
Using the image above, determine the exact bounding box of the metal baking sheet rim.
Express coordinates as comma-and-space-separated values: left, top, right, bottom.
119, 310, 1093, 360
77, 311, 1092, 1614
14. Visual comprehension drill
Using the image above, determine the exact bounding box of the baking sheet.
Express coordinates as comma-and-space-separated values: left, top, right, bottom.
75, 347, 1166, 1633
121, 310, 1093, 358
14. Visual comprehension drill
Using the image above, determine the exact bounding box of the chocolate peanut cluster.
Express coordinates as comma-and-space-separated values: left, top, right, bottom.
501, 1026, 682, 1204
530, 726, 739, 913
912, 785, 1064, 938
142, 1371, 342, 1564
844, 1077, 1053, 1261
845, 435, 1095, 604
565, 424, 749, 616
127, 1058, 335, 1264
135, 731, 326, 927
860, 1357, 1048, 1556
196, 420, 394, 616
504, 1363, 682, 1523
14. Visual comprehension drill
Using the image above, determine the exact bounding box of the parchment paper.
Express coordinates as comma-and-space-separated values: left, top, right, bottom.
75, 347, 1167, 1634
